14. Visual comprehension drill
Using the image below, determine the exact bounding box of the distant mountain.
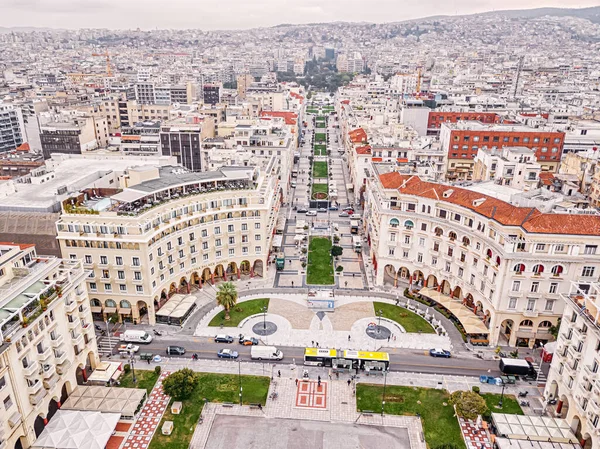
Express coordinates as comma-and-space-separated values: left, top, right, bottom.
466, 6, 600, 24
0, 26, 60, 34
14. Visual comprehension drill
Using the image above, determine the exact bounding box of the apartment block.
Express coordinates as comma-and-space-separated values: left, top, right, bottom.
0, 103, 25, 154
0, 243, 98, 449
159, 117, 215, 171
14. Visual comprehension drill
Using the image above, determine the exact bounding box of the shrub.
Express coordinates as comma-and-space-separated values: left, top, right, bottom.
336, 266, 343, 272
162, 368, 199, 400
449, 391, 488, 420
472, 386, 480, 394
123, 364, 131, 374
154, 366, 161, 375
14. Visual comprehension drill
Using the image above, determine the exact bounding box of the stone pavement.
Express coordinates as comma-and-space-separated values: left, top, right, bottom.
194, 292, 452, 351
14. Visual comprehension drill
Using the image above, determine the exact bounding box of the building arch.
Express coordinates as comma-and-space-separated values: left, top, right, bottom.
253, 260, 264, 277
448, 231, 457, 241
434, 227, 443, 237
383, 264, 398, 287
495, 256, 501, 266
399, 267, 410, 280
551, 264, 564, 276
226, 262, 239, 281
120, 300, 131, 309
105, 299, 116, 308
34, 414, 46, 438
168, 282, 177, 296
486, 248, 493, 259
404, 219, 414, 229
538, 320, 553, 328
440, 280, 451, 295
558, 394, 570, 419
451, 285, 462, 299
533, 264, 545, 275
426, 274, 439, 288
201, 267, 212, 284
389, 218, 400, 228
582, 433, 593, 449
60, 381, 72, 404
240, 260, 251, 275
214, 264, 225, 281
513, 263, 525, 274
462, 236, 470, 246
90, 298, 102, 308
500, 319, 515, 344
520, 319, 534, 327
137, 300, 148, 322
412, 270, 425, 287
48, 397, 60, 421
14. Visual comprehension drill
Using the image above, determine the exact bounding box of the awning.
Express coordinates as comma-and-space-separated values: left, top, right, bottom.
272, 235, 283, 248
110, 189, 148, 204
419, 287, 490, 334
492, 413, 579, 444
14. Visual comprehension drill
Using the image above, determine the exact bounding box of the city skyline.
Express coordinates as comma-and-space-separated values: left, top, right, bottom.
0, 0, 598, 30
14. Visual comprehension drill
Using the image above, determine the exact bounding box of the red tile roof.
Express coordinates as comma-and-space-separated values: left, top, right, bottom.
349, 128, 368, 143
341, 100, 350, 105
378, 174, 600, 235
538, 172, 554, 186
16, 142, 30, 151
0, 242, 36, 250
372, 157, 383, 162
289, 92, 304, 102
355, 145, 371, 155
259, 111, 297, 126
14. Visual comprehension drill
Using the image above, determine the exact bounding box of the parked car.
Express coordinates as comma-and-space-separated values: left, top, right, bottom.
297, 207, 308, 213
239, 336, 259, 345
214, 334, 234, 343
317, 208, 327, 213
166, 346, 186, 356
118, 343, 140, 353
306, 211, 317, 216
339, 212, 350, 217
429, 348, 451, 358
329, 205, 339, 211
342, 206, 355, 211
217, 349, 239, 359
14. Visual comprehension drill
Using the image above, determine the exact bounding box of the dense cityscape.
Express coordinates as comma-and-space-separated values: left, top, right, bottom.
1, 4, 600, 449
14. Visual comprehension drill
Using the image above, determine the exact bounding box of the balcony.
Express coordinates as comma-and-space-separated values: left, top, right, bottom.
561, 332, 573, 344
43, 373, 59, 390
56, 360, 72, 375
568, 345, 582, 359
27, 380, 42, 395
50, 335, 64, 348
29, 388, 47, 405
78, 306, 89, 317
22, 361, 39, 377
37, 347, 53, 362
523, 310, 539, 318
584, 363, 598, 378
71, 333, 84, 347
55, 351, 67, 365
65, 300, 77, 313
41, 364, 56, 379
67, 318, 80, 330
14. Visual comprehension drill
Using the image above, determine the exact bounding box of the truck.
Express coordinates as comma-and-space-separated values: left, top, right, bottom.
251, 346, 284, 361
352, 235, 362, 253
119, 330, 153, 344
499, 358, 535, 377
275, 252, 285, 271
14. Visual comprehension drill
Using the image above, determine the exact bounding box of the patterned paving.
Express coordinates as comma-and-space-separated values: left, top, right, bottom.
459, 417, 492, 449
122, 371, 171, 449
295, 380, 328, 409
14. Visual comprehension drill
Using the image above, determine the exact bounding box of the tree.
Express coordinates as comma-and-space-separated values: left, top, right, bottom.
449, 391, 488, 420
216, 281, 238, 320
331, 245, 343, 257
162, 368, 199, 400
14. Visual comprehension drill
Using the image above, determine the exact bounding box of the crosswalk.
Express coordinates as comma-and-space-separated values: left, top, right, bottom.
97, 334, 117, 356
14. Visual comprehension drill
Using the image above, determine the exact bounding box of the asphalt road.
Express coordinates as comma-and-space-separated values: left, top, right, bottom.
113, 335, 502, 377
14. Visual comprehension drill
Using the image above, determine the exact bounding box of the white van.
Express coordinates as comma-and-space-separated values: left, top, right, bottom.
251, 346, 283, 361
119, 330, 153, 344
350, 214, 362, 220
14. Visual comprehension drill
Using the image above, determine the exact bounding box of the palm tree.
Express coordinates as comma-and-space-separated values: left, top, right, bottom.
216, 282, 238, 320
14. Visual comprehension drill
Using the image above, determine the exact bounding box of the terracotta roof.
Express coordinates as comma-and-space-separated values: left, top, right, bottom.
16, 142, 30, 151
378, 174, 600, 235
0, 242, 36, 250
349, 128, 368, 143
355, 145, 371, 155
538, 172, 554, 186
341, 100, 350, 105
372, 157, 383, 162
289, 92, 304, 102
259, 111, 297, 126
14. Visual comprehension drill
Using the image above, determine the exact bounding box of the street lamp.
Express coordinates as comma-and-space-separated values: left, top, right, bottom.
130, 353, 137, 384
238, 360, 243, 405
498, 382, 506, 408
377, 309, 383, 330
105, 317, 112, 355
381, 369, 387, 416
262, 306, 267, 330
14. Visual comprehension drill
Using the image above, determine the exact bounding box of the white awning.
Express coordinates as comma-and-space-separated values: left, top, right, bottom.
272, 235, 283, 248
32, 410, 120, 449
111, 189, 148, 204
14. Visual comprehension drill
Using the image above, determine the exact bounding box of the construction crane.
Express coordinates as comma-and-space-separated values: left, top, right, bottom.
91, 51, 113, 77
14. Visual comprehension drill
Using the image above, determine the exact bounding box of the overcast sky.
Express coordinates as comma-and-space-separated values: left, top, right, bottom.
0, 0, 598, 30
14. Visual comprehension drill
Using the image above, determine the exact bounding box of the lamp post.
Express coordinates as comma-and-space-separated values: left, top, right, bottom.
238, 360, 243, 405
498, 382, 506, 408
381, 369, 388, 416
105, 317, 112, 355
377, 309, 383, 332
130, 353, 137, 384
262, 306, 267, 330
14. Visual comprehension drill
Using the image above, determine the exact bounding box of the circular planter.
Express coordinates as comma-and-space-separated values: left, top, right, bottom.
311, 192, 329, 200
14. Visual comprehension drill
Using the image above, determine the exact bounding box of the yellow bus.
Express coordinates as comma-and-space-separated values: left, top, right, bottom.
343, 350, 390, 372
303, 348, 337, 366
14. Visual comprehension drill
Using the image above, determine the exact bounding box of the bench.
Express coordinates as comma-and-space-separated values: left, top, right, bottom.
361, 410, 374, 416
249, 403, 262, 410
222, 402, 234, 408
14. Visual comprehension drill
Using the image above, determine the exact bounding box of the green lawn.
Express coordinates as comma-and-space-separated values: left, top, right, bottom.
307, 237, 334, 285
314, 147, 326, 156
313, 161, 328, 178
118, 369, 159, 394
311, 183, 328, 199
373, 302, 435, 334
316, 122, 326, 128
208, 298, 270, 327
481, 393, 523, 415
150, 373, 270, 449
307, 108, 319, 114
315, 133, 327, 142
357, 385, 464, 449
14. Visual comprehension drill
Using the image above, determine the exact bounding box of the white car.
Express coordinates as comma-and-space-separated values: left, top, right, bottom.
118, 343, 140, 353
306, 210, 317, 216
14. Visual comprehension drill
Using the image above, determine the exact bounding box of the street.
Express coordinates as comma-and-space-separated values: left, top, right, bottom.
105, 334, 502, 377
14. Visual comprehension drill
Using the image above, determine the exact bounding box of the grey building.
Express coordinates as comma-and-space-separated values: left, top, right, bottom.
0, 103, 24, 153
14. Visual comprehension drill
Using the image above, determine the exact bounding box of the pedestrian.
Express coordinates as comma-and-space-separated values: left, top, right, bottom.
312, 340, 314, 347
387, 335, 390, 342
336, 372, 340, 379
258, 403, 263, 411
345, 281, 348, 288
316, 342, 319, 348
353, 273, 355, 278
147, 358, 150, 365
278, 370, 281, 378
328, 372, 332, 380
348, 335, 351, 341
394, 335, 396, 341
347, 379, 351, 386
295, 378, 298, 386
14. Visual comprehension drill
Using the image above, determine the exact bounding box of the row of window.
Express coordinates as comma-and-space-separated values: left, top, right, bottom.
452, 134, 562, 144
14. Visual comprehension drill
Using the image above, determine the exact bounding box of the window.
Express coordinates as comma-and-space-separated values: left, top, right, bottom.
215, 239, 221, 247
545, 300, 555, 311
445, 262, 451, 272
508, 298, 517, 309
512, 281, 521, 292
241, 224, 248, 231
167, 242, 172, 250
119, 284, 127, 292
117, 271, 125, 280
470, 274, 475, 285
526, 300, 535, 312
582, 266, 596, 277
85, 255, 92, 264
255, 246, 262, 253
531, 282, 539, 293
585, 245, 597, 255
404, 235, 410, 244
214, 226, 221, 235
551, 265, 564, 276
513, 263, 525, 274
104, 284, 112, 291
189, 232, 195, 241
89, 282, 97, 291
458, 268, 463, 278
549, 282, 558, 294
3, 395, 12, 411
255, 223, 261, 229
431, 257, 437, 266
132, 257, 140, 266
532, 264, 544, 275
134, 272, 141, 280
473, 258, 478, 267
227, 225, 234, 232
421, 223, 427, 231
403, 251, 409, 258
419, 237, 425, 247
417, 253, 423, 263
388, 248, 395, 256
100, 256, 108, 265
202, 230, 208, 237
535, 243, 545, 251
215, 250, 222, 258
229, 237, 235, 245
136, 285, 143, 293
229, 249, 235, 256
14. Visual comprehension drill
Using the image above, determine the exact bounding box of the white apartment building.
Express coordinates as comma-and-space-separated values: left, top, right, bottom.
473, 147, 541, 191
546, 281, 600, 449
56, 164, 281, 325
0, 243, 98, 449
365, 170, 600, 348
0, 103, 25, 154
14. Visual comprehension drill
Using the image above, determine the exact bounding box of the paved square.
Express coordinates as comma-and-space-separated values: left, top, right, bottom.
295, 380, 327, 409
205, 415, 412, 449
